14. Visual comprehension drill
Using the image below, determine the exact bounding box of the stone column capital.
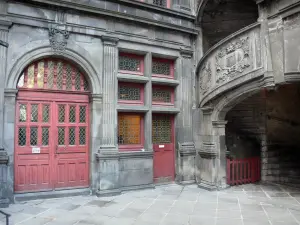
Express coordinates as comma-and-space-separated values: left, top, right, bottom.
4, 88, 17, 97
212, 120, 227, 128
201, 106, 214, 115
180, 48, 193, 58
101, 36, 119, 46
89, 93, 102, 102
0, 19, 12, 31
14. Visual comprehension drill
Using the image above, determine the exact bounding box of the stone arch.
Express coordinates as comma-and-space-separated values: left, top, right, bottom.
6, 46, 101, 95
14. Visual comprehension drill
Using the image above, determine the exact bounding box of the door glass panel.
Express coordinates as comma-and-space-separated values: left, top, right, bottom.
19, 104, 27, 122
79, 106, 86, 123
69, 127, 75, 145
79, 127, 86, 145
152, 115, 171, 144
42, 105, 50, 123
31, 104, 38, 122
69, 106, 76, 123
58, 127, 65, 145
30, 127, 38, 146
58, 105, 65, 123
18, 127, 26, 146
42, 127, 49, 146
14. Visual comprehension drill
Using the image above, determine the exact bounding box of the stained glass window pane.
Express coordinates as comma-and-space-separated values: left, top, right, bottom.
48, 61, 54, 89
79, 127, 86, 145
58, 127, 65, 145
18, 127, 26, 146
42, 105, 50, 123
57, 61, 63, 90
118, 86, 141, 101
152, 60, 171, 75
27, 64, 35, 88
69, 127, 75, 145
152, 115, 171, 144
153, 0, 167, 7
66, 64, 72, 90
79, 106, 86, 123
119, 55, 141, 72
58, 105, 65, 123
152, 89, 171, 103
30, 127, 38, 146
118, 114, 141, 145
31, 104, 38, 122
69, 106, 76, 123
19, 104, 27, 122
42, 127, 49, 146
37, 61, 44, 88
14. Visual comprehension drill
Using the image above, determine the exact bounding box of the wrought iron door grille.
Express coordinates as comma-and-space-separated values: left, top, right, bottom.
152, 89, 171, 102
152, 115, 171, 143
119, 55, 141, 72
152, 61, 170, 75
118, 86, 141, 101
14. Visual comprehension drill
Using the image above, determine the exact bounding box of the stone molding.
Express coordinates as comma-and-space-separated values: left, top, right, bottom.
212, 120, 227, 128
198, 142, 217, 159
0, 19, 12, 31
4, 88, 18, 97
201, 106, 213, 115
180, 48, 193, 58
96, 150, 153, 160
178, 142, 196, 156
101, 36, 119, 46
90, 94, 103, 102
0, 150, 8, 165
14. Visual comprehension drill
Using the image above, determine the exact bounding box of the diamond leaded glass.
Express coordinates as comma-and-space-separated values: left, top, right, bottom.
153, 0, 167, 7
27, 64, 35, 88
42, 105, 49, 123
152, 89, 171, 103
152, 115, 171, 144
69, 127, 75, 145
37, 61, 44, 88
31, 104, 38, 122
48, 61, 54, 89
119, 55, 141, 72
42, 127, 49, 146
57, 61, 63, 90
18, 127, 26, 146
152, 60, 171, 75
69, 106, 76, 123
58, 105, 65, 123
19, 104, 27, 122
118, 85, 141, 101
118, 115, 141, 145
30, 127, 38, 146
79, 106, 86, 123
66, 64, 72, 90
58, 127, 65, 145
75, 70, 81, 91
79, 127, 86, 145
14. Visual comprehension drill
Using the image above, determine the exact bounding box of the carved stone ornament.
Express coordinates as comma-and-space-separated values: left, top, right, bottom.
49, 27, 69, 52
199, 62, 212, 94
215, 36, 250, 84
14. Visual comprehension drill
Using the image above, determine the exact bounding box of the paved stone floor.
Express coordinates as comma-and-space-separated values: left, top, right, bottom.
2, 183, 300, 225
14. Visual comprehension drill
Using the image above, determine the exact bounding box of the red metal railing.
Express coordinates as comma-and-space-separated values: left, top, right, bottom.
227, 157, 261, 185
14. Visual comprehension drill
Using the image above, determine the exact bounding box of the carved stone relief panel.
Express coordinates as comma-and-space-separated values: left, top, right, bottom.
215, 36, 251, 84
49, 26, 69, 52
199, 62, 212, 94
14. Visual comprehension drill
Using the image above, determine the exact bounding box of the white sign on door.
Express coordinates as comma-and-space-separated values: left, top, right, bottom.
32, 147, 40, 154
159, 145, 165, 148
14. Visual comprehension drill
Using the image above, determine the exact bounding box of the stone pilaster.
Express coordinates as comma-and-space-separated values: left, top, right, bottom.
0, 18, 11, 208
100, 36, 119, 153
144, 52, 152, 151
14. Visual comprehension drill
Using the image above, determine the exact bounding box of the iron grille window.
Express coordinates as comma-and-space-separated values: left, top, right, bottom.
153, 0, 167, 7
118, 114, 141, 145
152, 59, 172, 76
119, 55, 141, 72
118, 85, 141, 101
152, 88, 172, 103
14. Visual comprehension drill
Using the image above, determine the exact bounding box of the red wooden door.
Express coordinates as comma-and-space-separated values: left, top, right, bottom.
153, 115, 175, 183
15, 93, 89, 192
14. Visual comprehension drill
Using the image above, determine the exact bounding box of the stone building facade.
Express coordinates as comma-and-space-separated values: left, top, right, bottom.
1, 0, 300, 206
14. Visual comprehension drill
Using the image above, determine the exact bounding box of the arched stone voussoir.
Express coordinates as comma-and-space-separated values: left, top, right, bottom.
6, 43, 101, 95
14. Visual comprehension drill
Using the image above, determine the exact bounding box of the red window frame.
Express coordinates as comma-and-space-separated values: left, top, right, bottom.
119, 53, 144, 76
152, 58, 175, 79
152, 85, 175, 106
118, 113, 145, 151
118, 82, 144, 105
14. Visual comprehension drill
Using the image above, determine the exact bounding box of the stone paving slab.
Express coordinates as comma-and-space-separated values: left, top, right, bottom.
1, 183, 300, 224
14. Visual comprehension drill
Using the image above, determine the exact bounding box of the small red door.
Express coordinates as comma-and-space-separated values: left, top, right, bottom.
153, 114, 175, 183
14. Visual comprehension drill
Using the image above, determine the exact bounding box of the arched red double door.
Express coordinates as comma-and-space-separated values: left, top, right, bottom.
14, 59, 90, 193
